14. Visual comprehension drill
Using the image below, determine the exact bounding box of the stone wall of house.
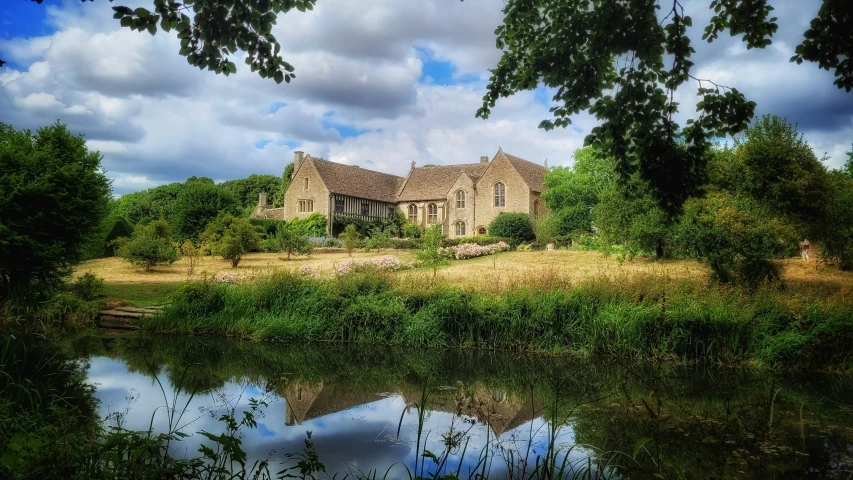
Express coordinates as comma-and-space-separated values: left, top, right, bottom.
530, 191, 549, 220
284, 158, 330, 222
445, 173, 476, 238
474, 155, 530, 233
397, 200, 448, 233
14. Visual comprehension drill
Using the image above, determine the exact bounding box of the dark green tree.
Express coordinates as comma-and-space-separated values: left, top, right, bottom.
219, 174, 282, 209
542, 147, 615, 234
478, 0, 853, 213
0, 122, 111, 303
2, 0, 316, 83
172, 179, 241, 241
273, 162, 295, 207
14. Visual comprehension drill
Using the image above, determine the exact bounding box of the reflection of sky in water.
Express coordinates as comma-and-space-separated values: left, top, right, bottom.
86, 357, 594, 478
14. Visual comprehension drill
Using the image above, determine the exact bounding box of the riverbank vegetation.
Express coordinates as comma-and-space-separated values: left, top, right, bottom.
145, 265, 853, 372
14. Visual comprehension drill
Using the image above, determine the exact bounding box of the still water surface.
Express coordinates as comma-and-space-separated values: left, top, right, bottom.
74, 334, 853, 479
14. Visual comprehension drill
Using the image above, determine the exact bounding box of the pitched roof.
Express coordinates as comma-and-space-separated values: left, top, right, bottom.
397, 163, 489, 202
308, 156, 405, 203
502, 151, 548, 192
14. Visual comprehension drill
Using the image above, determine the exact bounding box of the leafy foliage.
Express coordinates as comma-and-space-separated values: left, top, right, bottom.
341, 224, 360, 257
272, 162, 294, 208
401, 222, 424, 239
677, 192, 796, 285
213, 216, 261, 268
417, 225, 449, 276
219, 174, 282, 209
488, 213, 535, 245
820, 172, 853, 270
172, 178, 241, 241
267, 224, 312, 260
116, 222, 179, 271
0, 122, 111, 303
477, 0, 852, 213
4, 0, 317, 83
542, 147, 615, 235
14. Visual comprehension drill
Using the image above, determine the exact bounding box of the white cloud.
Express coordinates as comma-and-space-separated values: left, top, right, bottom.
0, 0, 850, 196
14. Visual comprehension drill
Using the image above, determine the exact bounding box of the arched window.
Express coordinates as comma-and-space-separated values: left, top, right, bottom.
456, 190, 466, 208
494, 182, 505, 207
407, 203, 417, 222
455, 221, 466, 236
491, 389, 506, 403
533, 199, 539, 218
427, 203, 438, 224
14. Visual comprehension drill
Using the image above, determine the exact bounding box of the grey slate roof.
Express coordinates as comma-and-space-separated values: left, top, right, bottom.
309, 156, 405, 203
502, 151, 548, 192
396, 163, 489, 202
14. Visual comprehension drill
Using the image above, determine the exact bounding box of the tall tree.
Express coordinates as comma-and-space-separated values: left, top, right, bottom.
172, 178, 241, 241
478, 0, 853, 213
3, 0, 316, 83
273, 162, 295, 207
542, 147, 615, 234
0, 122, 111, 302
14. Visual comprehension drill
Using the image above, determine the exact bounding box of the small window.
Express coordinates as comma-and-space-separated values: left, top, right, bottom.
334, 197, 344, 213
304, 178, 309, 190
361, 202, 369, 216
456, 190, 466, 209
477, 227, 487, 235
387, 206, 395, 218
298, 199, 313, 213
455, 221, 466, 236
407, 204, 417, 222
494, 183, 505, 207
427, 203, 438, 224
533, 199, 539, 218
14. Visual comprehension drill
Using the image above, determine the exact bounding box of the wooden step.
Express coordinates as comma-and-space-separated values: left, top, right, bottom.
96, 305, 163, 330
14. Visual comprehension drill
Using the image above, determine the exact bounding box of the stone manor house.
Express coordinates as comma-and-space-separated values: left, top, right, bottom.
253, 149, 549, 238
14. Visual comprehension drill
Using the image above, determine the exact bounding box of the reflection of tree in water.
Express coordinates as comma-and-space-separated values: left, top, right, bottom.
79, 334, 853, 479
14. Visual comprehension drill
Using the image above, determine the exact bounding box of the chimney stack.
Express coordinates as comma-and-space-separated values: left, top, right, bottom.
480, 155, 489, 164
258, 192, 268, 207
292, 151, 304, 179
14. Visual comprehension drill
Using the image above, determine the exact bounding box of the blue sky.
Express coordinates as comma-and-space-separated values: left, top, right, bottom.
1, 0, 851, 195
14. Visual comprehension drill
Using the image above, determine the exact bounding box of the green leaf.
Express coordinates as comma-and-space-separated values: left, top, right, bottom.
226, 61, 237, 74
633, 437, 652, 459
134, 8, 151, 17
274, 71, 284, 84
147, 23, 157, 36
120, 16, 132, 27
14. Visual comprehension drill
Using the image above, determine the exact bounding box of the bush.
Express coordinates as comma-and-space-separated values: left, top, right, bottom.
458, 235, 512, 247
213, 217, 261, 267
677, 192, 796, 286
417, 225, 449, 276
488, 213, 535, 245
401, 222, 423, 239
341, 224, 360, 256
116, 223, 179, 271
267, 225, 313, 260
364, 224, 397, 252
172, 179, 241, 241
70, 273, 104, 301
290, 213, 327, 237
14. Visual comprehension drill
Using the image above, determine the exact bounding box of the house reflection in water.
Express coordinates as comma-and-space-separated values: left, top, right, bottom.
282, 380, 543, 438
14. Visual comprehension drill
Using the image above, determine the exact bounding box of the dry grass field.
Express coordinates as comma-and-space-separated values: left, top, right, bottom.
75, 249, 853, 304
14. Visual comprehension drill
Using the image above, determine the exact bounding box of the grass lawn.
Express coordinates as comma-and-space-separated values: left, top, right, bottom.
102, 283, 183, 307
77, 249, 853, 304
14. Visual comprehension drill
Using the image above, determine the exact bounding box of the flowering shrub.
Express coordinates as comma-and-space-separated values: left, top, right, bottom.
214, 272, 239, 283
296, 265, 321, 279
441, 241, 510, 260
309, 236, 342, 248
333, 256, 409, 275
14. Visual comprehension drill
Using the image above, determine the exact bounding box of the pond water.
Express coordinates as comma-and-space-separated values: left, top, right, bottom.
66, 334, 853, 479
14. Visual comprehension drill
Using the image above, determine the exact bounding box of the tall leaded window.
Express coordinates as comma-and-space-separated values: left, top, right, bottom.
361, 202, 369, 216
494, 182, 505, 207
334, 197, 344, 213
456, 190, 466, 208
408, 204, 417, 222
387, 206, 395, 218
455, 221, 466, 236
427, 203, 438, 224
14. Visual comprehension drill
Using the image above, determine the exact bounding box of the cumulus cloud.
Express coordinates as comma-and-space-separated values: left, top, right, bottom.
0, 0, 850, 194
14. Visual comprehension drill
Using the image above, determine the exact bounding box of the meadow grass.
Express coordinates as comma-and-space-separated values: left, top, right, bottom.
145, 267, 853, 372
102, 282, 183, 307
